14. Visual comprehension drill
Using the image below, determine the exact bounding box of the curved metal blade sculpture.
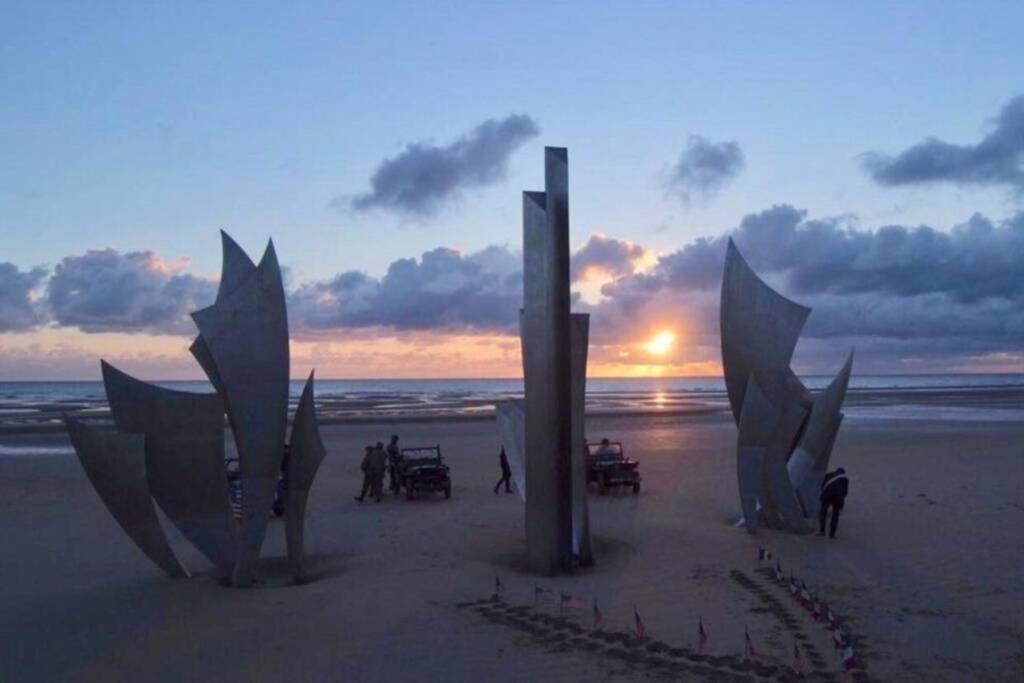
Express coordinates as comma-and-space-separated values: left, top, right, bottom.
721, 239, 854, 534
64, 231, 327, 586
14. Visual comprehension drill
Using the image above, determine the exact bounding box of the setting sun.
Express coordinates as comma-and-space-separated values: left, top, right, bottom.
643, 330, 676, 356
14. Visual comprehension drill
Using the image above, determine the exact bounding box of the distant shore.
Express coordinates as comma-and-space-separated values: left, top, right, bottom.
1, 381, 1021, 436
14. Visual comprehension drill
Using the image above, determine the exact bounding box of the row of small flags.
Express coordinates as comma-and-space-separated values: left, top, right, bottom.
759, 547, 858, 671
495, 575, 793, 666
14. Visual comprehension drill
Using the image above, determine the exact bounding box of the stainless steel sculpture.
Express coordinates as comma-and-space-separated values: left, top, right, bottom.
285, 372, 327, 582
494, 399, 527, 500
64, 416, 189, 579
569, 313, 592, 565
65, 231, 327, 586
102, 361, 237, 570
191, 238, 290, 586
721, 239, 853, 534
519, 147, 591, 573
496, 311, 592, 566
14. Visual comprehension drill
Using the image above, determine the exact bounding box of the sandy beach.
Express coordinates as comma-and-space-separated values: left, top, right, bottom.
1, 410, 1022, 682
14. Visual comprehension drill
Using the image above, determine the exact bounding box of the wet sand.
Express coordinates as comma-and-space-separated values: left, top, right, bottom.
1, 413, 1022, 681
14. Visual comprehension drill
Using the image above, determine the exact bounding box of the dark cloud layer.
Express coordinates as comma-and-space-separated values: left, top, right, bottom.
668, 135, 744, 203
571, 234, 646, 282
0, 263, 47, 332
3, 204, 1022, 371
289, 245, 522, 333
47, 249, 216, 334
350, 114, 540, 218
863, 95, 1024, 192
595, 205, 1024, 355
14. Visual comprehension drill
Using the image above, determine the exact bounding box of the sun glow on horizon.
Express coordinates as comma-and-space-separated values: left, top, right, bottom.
643, 330, 676, 356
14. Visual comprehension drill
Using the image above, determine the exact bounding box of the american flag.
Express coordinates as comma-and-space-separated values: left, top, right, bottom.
744, 626, 756, 659
833, 627, 846, 653
534, 584, 551, 606
841, 642, 857, 670
793, 641, 804, 675
559, 592, 579, 615
799, 581, 811, 609
827, 606, 839, 630
697, 617, 708, 652
633, 606, 647, 641
592, 599, 603, 628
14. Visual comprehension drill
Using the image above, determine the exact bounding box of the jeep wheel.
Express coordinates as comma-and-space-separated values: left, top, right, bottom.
632, 481, 641, 494
406, 485, 414, 500
598, 473, 608, 494
444, 484, 451, 499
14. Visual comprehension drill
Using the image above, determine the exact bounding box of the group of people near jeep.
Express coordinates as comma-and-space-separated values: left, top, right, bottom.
354, 435, 402, 503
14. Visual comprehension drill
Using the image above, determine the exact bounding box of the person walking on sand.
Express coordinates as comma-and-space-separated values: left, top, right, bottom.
819, 468, 849, 539
386, 435, 402, 494
368, 442, 388, 502
493, 446, 513, 494
355, 445, 376, 502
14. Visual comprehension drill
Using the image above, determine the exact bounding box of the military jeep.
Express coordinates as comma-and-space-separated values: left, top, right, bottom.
586, 440, 641, 494
398, 445, 452, 500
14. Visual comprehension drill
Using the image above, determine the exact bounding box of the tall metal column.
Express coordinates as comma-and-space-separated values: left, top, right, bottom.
521, 146, 574, 574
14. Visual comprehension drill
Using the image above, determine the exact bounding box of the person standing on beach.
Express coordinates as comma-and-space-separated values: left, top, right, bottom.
355, 445, 376, 502
819, 468, 849, 538
370, 442, 388, 501
386, 435, 402, 494
493, 446, 512, 494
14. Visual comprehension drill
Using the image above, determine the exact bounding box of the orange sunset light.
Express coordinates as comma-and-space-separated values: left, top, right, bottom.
643, 330, 677, 356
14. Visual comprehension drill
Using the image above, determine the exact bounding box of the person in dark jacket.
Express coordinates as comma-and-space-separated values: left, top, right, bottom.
493, 446, 513, 494
386, 435, 402, 494
819, 468, 849, 538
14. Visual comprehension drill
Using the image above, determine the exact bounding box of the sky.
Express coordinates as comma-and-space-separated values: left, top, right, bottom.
2, 1, 1023, 380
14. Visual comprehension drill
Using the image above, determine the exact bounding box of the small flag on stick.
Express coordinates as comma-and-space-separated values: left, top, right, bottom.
774, 561, 784, 583
633, 606, 647, 641
534, 584, 551, 606
793, 641, 804, 676
841, 642, 857, 670
744, 626, 756, 659
559, 592, 579, 615
833, 627, 846, 654
697, 617, 708, 652
592, 599, 603, 629
758, 546, 771, 561
494, 575, 504, 598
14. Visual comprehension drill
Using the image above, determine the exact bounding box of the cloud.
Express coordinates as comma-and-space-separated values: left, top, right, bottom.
592, 205, 1024, 358
0, 263, 48, 332
349, 114, 540, 218
47, 249, 216, 334
4, 203, 1022, 375
668, 135, 744, 203
571, 233, 647, 282
289, 245, 523, 334
863, 95, 1024, 192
